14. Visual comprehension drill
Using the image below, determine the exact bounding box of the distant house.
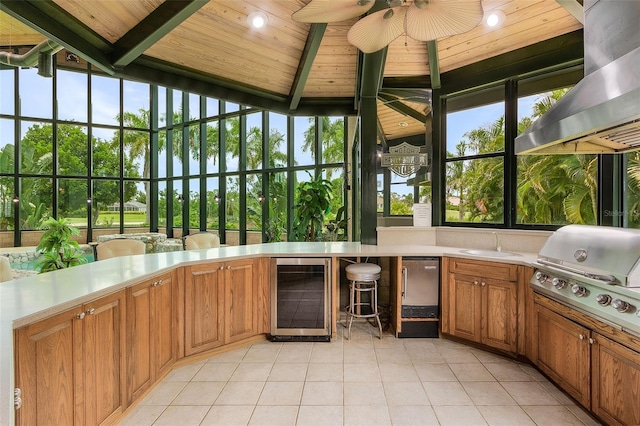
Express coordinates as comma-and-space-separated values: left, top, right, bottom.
108, 201, 147, 213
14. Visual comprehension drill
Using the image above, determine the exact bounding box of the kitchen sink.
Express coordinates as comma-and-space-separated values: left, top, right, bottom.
459, 249, 521, 257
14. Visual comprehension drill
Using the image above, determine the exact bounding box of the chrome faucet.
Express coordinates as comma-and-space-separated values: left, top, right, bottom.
493, 232, 501, 252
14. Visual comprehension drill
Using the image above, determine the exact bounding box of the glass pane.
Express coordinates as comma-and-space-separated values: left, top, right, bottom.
446, 101, 505, 157
21, 177, 53, 229
57, 69, 87, 122
92, 127, 120, 178
323, 167, 346, 241
57, 124, 88, 176
516, 88, 597, 225
0, 177, 14, 231
20, 68, 52, 119
377, 173, 383, 213
246, 112, 262, 171
0, 68, 14, 115
123, 181, 146, 228
626, 152, 640, 228
189, 93, 200, 120
226, 175, 239, 230
93, 179, 121, 228
158, 87, 167, 127
123, 129, 149, 180
246, 173, 262, 231
205, 121, 219, 173
123, 81, 149, 124
91, 75, 120, 126
206, 97, 219, 117
224, 117, 239, 172
291, 169, 313, 241
446, 157, 504, 223
0, 118, 15, 174
189, 178, 200, 229
206, 177, 219, 230
390, 171, 414, 215
173, 90, 182, 124
225, 101, 239, 113
268, 112, 287, 168
158, 180, 167, 228
158, 129, 167, 178
294, 116, 314, 166
322, 117, 344, 164
21, 121, 53, 175
188, 124, 200, 176
267, 171, 287, 242
172, 128, 183, 177
58, 178, 87, 227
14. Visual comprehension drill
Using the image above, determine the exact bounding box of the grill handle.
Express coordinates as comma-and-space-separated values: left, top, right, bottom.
537, 259, 618, 285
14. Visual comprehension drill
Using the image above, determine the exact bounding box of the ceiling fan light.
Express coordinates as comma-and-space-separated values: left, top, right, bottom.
414, 0, 429, 10
384, 9, 395, 19
292, 0, 375, 23
347, 6, 407, 53
405, 0, 483, 41
484, 10, 506, 28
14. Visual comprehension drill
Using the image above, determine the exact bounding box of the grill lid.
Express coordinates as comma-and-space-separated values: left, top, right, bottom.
538, 225, 640, 287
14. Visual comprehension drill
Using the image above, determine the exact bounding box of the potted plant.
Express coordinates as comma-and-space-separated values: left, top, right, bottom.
291, 174, 333, 242
35, 217, 88, 273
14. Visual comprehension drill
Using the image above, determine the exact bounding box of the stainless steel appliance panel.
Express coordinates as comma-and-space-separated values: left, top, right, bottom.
402, 257, 440, 306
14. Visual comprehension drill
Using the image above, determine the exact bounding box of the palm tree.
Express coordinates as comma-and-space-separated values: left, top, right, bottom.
302, 117, 344, 178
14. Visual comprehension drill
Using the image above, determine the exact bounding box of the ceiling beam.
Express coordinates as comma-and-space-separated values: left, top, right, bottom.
0, 0, 115, 74
289, 23, 327, 110
378, 88, 431, 104
377, 117, 388, 147
378, 93, 428, 123
426, 40, 441, 89
112, 0, 207, 68
556, 0, 584, 24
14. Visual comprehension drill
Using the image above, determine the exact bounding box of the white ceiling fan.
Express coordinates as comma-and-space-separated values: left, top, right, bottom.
292, 0, 484, 53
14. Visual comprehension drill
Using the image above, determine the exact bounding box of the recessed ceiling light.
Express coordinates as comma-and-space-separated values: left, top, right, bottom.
485, 10, 505, 28
399, 121, 409, 127
248, 11, 268, 29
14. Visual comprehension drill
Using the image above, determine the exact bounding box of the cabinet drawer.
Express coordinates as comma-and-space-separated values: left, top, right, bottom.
449, 257, 518, 281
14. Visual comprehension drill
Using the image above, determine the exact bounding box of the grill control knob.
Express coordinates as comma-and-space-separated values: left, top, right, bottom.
611, 298, 632, 313
552, 278, 567, 289
571, 284, 588, 297
596, 294, 612, 306
535, 272, 548, 283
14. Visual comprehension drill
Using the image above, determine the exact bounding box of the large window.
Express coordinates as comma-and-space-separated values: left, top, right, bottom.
445, 101, 505, 224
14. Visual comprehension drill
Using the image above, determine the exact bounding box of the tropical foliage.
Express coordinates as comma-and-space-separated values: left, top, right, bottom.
35, 217, 87, 272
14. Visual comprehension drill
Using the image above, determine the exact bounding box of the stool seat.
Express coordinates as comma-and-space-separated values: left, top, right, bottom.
344, 262, 383, 339
345, 263, 381, 281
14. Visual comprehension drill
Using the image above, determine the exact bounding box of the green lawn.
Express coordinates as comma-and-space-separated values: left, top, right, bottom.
65, 212, 147, 227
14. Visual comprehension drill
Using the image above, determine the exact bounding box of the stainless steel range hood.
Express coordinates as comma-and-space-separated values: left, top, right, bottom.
515, 0, 640, 155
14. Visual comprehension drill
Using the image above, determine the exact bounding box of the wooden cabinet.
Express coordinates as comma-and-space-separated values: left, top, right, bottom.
532, 293, 640, 424
591, 333, 640, 426
14, 290, 126, 426
126, 271, 176, 404
443, 258, 518, 353
532, 302, 590, 407
184, 259, 259, 356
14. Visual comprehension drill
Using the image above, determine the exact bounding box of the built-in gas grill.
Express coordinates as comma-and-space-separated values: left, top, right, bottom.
530, 225, 640, 337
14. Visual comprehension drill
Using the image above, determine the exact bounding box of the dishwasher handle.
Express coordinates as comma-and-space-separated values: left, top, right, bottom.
402, 266, 408, 299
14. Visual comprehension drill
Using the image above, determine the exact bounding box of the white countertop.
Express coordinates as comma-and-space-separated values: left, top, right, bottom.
0, 242, 537, 425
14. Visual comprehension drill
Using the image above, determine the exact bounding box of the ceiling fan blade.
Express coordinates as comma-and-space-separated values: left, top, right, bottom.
292, 0, 375, 23
347, 7, 407, 53
405, 0, 484, 41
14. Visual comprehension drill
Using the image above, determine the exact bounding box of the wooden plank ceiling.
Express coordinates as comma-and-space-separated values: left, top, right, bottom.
0, 0, 582, 143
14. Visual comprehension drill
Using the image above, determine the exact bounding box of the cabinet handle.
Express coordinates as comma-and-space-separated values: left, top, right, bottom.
76, 312, 86, 319
219, 266, 224, 271
473, 281, 479, 286
157, 279, 163, 286
481, 282, 486, 287
589, 337, 595, 344
14, 388, 21, 409
86, 308, 95, 315
579, 334, 585, 340
151, 280, 159, 287
227, 265, 232, 270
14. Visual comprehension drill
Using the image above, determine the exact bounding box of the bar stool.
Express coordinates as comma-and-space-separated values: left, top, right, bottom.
345, 263, 383, 339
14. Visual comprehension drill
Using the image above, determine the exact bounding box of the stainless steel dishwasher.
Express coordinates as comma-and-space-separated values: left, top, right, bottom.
399, 257, 440, 338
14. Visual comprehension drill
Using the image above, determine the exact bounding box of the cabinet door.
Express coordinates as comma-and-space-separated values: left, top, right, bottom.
225, 259, 258, 343
185, 263, 225, 355
448, 273, 482, 343
533, 303, 590, 407
126, 279, 154, 404
153, 272, 176, 378
82, 290, 126, 426
14, 306, 83, 426
591, 333, 640, 425
482, 278, 517, 352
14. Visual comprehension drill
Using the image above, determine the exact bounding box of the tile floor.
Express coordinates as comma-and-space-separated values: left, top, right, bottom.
118, 320, 601, 426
